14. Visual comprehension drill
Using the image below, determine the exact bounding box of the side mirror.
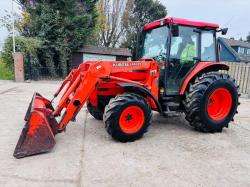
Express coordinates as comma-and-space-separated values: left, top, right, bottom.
171, 25, 179, 37
221, 28, 228, 35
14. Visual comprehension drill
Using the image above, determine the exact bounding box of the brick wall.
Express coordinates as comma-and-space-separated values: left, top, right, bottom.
13, 52, 24, 82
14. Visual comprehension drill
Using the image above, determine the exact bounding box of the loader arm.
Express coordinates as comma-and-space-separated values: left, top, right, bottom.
52, 60, 156, 131
54, 62, 109, 131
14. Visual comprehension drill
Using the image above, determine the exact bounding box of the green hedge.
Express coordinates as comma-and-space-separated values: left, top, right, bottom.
0, 60, 14, 80
1, 36, 41, 70
1, 36, 41, 80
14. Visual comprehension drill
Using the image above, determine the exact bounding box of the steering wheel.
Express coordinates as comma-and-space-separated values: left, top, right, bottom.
153, 52, 167, 62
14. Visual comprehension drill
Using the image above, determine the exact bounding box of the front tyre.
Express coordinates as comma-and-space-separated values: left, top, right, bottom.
103, 93, 152, 142
87, 102, 103, 120
183, 72, 239, 132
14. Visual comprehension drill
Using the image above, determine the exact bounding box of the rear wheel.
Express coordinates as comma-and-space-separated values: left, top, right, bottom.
103, 93, 152, 142
183, 72, 239, 132
87, 102, 103, 120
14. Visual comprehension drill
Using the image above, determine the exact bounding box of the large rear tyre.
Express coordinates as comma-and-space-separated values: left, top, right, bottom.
183, 72, 239, 132
87, 102, 103, 120
103, 93, 152, 142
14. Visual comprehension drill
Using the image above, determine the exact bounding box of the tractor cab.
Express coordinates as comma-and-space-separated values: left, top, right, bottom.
139, 17, 225, 95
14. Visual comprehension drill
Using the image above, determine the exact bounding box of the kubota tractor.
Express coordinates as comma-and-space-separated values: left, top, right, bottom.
14, 17, 239, 159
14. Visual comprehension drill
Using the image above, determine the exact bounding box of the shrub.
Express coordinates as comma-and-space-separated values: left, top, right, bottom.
1, 36, 41, 69
1, 36, 41, 79
0, 59, 14, 80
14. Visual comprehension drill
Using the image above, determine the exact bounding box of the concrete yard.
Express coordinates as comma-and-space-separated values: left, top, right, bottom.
0, 80, 250, 187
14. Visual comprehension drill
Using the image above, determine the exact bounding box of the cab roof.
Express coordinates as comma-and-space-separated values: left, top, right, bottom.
143, 17, 220, 31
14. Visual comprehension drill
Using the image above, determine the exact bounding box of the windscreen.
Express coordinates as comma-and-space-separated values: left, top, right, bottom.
141, 26, 168, 58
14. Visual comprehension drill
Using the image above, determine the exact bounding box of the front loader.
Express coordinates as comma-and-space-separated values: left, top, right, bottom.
14, 17, 239, 158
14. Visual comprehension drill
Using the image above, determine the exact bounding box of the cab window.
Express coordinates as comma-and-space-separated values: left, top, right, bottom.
170, 26, 198, 63
201, 31, 216, 61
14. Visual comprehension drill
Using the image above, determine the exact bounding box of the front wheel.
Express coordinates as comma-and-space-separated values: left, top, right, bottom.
87, 102, 103, 120
183, 72, 239, 132
103, 93, 152, 142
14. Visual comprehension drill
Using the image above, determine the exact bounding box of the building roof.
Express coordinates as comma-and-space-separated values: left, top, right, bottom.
76, 46, 132, 57
221, 37, 250, 48
218, 37, 250, 63
144, 17, 219, 31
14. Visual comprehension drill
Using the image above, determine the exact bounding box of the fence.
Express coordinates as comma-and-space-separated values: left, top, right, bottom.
26, 66, 66, 80
223, 62, 250, 94
24, 55, 67, 80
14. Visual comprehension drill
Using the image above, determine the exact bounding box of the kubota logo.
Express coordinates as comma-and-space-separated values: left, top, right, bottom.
113, 62, 142, 67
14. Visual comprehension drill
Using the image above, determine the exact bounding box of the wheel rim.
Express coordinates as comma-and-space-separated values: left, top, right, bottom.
207, 88, 232, 121
119, 106, 145, 134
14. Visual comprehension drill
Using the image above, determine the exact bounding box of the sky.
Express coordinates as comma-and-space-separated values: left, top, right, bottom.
0, 1, 20, 49
160, 0, 250, 39
0, 0, 249, 49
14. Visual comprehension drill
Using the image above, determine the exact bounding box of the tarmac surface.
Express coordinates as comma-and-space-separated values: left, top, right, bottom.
0, 80, 250, 187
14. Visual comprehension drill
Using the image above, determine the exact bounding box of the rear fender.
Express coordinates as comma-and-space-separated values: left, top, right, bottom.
117, 83, 163, 113
180, 62, 229, 95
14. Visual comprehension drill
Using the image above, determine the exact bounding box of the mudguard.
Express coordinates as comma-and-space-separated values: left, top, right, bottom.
180, 62, 229, 94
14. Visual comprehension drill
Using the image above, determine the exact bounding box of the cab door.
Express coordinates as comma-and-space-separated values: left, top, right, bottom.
166, 26, 199, 95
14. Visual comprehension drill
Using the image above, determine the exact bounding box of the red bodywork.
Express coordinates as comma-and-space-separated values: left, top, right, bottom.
144, 17, 219, 31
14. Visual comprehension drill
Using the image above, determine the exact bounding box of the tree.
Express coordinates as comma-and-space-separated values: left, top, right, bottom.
121, 0, 167, 59
247, 32, 250, 43
16, 0, 98, 77
93, 0, 127, 47
0, 10, 20, 34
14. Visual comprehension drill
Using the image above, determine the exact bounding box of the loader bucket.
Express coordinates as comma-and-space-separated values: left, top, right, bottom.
14, 93, 59, 159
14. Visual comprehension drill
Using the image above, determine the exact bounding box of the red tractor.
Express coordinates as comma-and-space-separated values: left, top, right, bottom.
14, 17, 239, 158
